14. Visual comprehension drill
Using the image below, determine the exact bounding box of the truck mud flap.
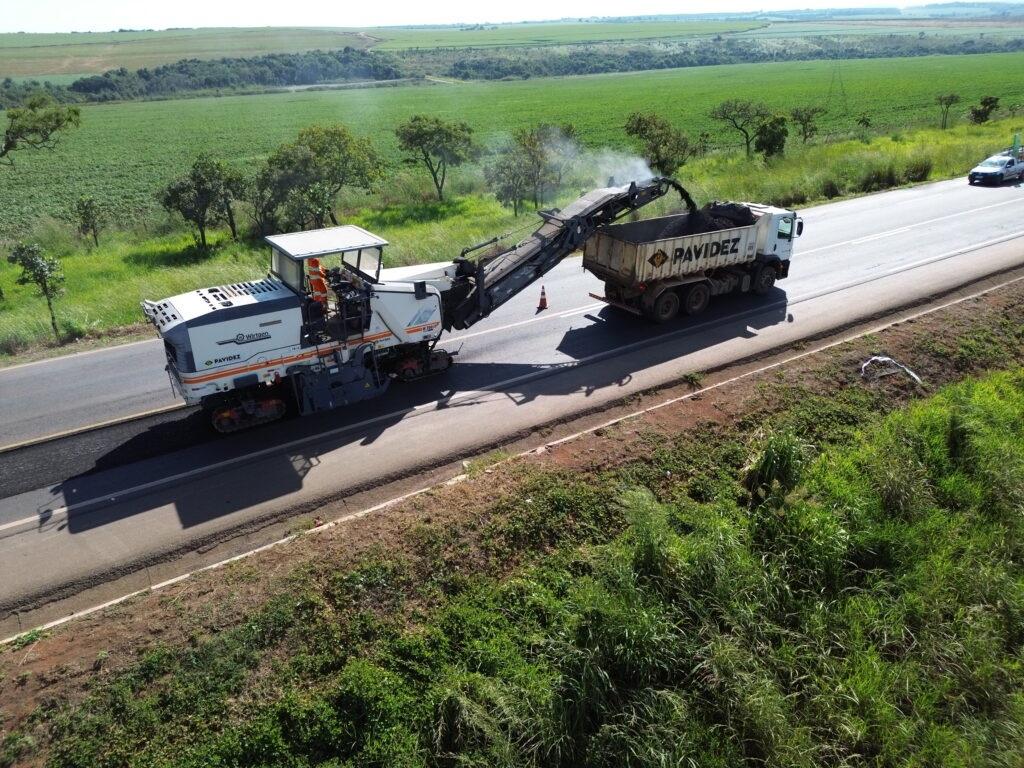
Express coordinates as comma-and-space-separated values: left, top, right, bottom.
588, 292, 642, 315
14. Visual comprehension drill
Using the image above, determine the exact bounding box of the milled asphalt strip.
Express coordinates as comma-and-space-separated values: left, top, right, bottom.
0, 402, 187, 454
4, 229, 1023, 534
7, 267, 1024, 646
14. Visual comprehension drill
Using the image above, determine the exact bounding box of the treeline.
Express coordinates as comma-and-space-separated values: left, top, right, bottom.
0, 48, 403, 108
4, 32, 1024, 108
441, 34, 1024, 79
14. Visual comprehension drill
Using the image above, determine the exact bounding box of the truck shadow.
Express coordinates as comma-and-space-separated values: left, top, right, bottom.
43, 289, 790, 535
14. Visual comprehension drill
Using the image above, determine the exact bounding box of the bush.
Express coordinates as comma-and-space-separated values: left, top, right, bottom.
901, 154, 934, 182
857, 162, 900, 192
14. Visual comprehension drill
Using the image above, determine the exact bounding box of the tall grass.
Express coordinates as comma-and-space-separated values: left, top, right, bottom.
12, 369, 1024, 767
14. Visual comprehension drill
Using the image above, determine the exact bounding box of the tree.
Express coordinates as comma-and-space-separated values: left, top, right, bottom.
395, 115, 476, 201
624, 112, 692, 176
72, 195, 104, 246
789, 105, 826, 143
512, 126, 556, 208
159, 155, 232, 248
935, 93, 961, 129
709, 99, 771, 158
754, 115, 788, 157
269, 124, 382, 225
856, 114, 873, 129
218, 165, 246, 239
969, 96, 1000, 124
484, 144, 531, 216
282, 182, 335, 230
1, 94, 80, 167
245, 165, 283, 237
8, 243, 64, 342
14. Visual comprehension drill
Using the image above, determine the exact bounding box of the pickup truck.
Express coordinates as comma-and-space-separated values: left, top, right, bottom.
968, 154, 1024, 185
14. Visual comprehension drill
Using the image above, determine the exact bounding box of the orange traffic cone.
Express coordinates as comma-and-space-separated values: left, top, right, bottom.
538, 285, 548, 311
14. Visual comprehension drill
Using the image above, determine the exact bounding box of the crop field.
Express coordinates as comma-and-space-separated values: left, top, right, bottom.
0, 21, 765, 78
365, 20, 763, 50
0, 27, 373, 77
2, 52, 1023, 237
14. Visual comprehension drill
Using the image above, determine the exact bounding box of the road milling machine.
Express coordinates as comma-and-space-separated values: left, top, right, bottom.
142, 177, 799, 432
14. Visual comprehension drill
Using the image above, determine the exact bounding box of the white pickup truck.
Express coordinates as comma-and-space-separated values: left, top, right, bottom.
968, 153, 1024, 185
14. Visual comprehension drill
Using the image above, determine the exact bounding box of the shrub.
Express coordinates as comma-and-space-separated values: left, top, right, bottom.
901, 154, 933, 182
857, 162, 900, 192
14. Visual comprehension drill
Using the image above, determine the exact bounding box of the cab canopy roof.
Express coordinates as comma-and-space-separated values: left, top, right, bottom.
265, 226, 388, 261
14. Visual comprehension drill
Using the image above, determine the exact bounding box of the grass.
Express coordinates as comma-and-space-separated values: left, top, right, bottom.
5, 365, 1023, 766
2, 51, 1024, 237
2, 112, 1020, 357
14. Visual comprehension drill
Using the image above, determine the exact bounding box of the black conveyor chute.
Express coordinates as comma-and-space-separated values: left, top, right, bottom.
443, 177, 694, 331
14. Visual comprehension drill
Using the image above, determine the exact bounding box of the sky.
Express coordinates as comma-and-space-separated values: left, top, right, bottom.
2, 0, 940, 34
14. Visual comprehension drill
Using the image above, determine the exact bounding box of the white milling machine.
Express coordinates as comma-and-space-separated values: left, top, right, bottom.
142, 178, 798, 432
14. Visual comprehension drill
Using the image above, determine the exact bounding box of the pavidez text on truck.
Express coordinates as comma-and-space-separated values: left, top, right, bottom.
142, 178, 803, 432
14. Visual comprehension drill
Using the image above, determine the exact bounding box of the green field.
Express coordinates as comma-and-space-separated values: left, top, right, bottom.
367, 20, 762, 50
0, 27, 373, 77
0, 21, 760, 77
2, 52, 1023, 237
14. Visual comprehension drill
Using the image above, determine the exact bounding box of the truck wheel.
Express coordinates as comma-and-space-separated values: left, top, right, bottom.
648, 289, 681, 323
683, 283, 711, 316
753, 264, 777, 295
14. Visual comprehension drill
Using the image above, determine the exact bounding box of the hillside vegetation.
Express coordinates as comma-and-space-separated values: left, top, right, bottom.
4, 354, 1023, 765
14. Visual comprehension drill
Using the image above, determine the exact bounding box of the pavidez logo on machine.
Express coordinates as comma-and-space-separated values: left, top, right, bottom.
217, 331, 272, 346
205, 354, 241, 366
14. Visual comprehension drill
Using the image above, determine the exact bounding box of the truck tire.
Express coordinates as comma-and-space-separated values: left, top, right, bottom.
648, 289, 681, 323
753, 264, 777, 295
683, 283, 711, 316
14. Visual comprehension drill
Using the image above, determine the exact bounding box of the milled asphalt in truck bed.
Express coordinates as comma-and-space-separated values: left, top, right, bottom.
0, 178, 1022, 618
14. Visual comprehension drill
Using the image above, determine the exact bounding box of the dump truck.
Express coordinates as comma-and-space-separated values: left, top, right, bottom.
584, 201, 803, 322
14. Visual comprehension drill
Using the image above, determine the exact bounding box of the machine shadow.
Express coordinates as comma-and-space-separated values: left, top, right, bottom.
49, 289, 789, 535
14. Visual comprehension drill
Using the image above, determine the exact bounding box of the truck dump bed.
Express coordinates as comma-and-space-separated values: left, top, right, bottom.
583, 203, 767, 287
442, 178, 691, 330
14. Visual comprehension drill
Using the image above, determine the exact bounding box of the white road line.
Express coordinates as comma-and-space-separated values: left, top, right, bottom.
8, 266, 1024, 647
447, 302, 603, 342
798, 197, 1022, 256
5, 227, 1023, 535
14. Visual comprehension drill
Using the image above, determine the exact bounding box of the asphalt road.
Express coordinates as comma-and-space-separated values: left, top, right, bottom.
1, 177, 1023, 616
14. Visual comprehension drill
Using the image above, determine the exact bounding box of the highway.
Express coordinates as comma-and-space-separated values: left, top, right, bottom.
1, 177, 1022, 621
